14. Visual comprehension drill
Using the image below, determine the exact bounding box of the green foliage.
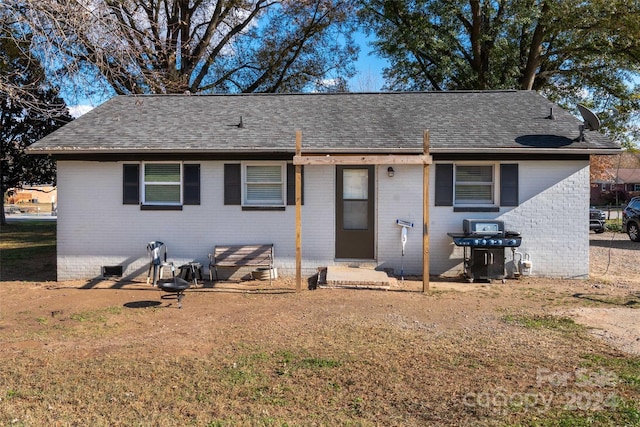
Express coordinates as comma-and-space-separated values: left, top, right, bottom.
606, 220, 623, 233
502, 313, 584, 332
581, 354, 640, 389
359, 0, 640, 146
70, 307, 121, 323
0, 24, 73, 224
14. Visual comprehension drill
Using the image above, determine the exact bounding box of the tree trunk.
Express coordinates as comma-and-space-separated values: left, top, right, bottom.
469, 0, 485, 88
1, 197, 6, 226
519, 2, 549, 90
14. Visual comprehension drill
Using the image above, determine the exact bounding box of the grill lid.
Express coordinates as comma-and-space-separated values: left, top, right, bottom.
463, 219, 504, 235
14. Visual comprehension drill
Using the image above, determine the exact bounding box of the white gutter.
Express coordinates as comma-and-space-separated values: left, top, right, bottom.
28, 147, 622, 156
428, 147, 622, 155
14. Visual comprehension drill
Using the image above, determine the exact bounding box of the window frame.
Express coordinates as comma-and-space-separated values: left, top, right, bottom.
142, 161, 183, 206
241, 162, 286, 207
453, 163, 497, 206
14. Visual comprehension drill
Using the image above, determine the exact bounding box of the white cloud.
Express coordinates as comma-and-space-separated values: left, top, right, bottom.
68, 104, 95, 118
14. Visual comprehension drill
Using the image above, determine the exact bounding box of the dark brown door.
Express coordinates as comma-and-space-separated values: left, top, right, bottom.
335, 166, 375, 259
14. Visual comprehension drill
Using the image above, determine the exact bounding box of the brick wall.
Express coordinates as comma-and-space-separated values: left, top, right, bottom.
56, 159, 590, 281
57, 161, 334, 280
431, 160, 590, 279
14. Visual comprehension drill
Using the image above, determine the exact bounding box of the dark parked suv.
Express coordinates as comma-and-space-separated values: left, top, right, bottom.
623, 197, 640, 241
590, 207, 606, 233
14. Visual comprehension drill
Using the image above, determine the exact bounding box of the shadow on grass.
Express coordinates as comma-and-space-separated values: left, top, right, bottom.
573, 292, 640, 307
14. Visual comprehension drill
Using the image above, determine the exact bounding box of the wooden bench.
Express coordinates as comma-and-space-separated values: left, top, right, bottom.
208, 244, 274, 285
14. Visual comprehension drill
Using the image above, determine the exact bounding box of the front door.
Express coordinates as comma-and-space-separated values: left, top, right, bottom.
335, 166, 375, 259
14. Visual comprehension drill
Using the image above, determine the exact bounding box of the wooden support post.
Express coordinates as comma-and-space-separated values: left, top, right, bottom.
295, 131, 303, 293
423, 130, 430, 292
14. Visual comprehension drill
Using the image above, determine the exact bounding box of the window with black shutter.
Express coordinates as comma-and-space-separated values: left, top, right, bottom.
435, 162, 519, 211
500, 164, 519, 206
123, 162, 200, 209
224, 164, 241, 205
123, 164, 140, 205
224, 162, 303, 209
434, 164, 453, 206
287, 163, 304, 205
183, 164, 201, 205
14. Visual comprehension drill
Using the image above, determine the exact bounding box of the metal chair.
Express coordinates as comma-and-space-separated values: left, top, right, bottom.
146, 241, 175, 286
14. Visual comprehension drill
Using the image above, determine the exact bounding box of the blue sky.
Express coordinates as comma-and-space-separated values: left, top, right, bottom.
348, 32, 388, 92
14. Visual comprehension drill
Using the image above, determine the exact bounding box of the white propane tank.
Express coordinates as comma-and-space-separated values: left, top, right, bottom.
520, 254, 533, 276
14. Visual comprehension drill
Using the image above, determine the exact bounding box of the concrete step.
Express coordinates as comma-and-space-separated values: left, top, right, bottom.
321, 266, 395, 289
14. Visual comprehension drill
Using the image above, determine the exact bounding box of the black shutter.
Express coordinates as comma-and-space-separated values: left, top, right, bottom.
224, 164, 241, 205
183, 164, 200, 205
435, 163, 453, 206
500, 164, 519, 206
287, 163, 304, 205
123, 164, 140, 205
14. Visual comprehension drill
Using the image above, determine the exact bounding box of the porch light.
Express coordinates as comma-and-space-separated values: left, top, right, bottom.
387, 167, 395, 177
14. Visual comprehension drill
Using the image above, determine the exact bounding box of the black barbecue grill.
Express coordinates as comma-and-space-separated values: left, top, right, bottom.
447, 219, 521, 283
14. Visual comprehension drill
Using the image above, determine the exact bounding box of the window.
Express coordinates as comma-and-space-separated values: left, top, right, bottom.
123, 163, 200, 208
224, 163, 302, 208
143, 163, 182, 205
455, 165, 494, 205
435, 163, 518, 210
243, 163, 284, 206
342, 168, 369, 230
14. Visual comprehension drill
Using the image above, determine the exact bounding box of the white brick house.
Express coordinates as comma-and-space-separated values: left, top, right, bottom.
28, 91, 619, 281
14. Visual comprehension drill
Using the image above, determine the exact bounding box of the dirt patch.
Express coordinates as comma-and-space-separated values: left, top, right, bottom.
566, 307, 640, 355
577, 231, 640, 355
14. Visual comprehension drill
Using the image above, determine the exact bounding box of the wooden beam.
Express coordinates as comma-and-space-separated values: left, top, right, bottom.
293, 154, 432, 166
423, 130, 430, 292
295, 131, 302, 293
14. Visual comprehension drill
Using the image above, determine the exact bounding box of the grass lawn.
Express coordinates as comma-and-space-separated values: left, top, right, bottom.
0, 220, 56, 281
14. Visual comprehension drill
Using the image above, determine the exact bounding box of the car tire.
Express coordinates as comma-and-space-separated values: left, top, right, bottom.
595, 228, 605, 234
627, 222, 640, 242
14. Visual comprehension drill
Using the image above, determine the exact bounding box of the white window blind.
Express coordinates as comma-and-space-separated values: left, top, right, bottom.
244, 165, 284, 206
455, 165, 494, 204
143, 163, 181, 204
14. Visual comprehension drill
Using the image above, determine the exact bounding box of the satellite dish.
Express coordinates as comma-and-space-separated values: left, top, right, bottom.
578, 104, 600, 130
577, 104, 601, 131
575, 104, 601, 141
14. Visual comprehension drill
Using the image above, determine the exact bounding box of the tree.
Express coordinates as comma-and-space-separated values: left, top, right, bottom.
11, 0, 359, 98
359, 0, 640, 146
0, 29, 73, 225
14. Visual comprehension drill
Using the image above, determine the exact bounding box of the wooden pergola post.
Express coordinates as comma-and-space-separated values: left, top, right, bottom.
295, 131, 303, 293
423, 130, 430, 292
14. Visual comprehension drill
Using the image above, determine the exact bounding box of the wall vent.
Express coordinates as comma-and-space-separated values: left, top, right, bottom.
102, 265, 123, 278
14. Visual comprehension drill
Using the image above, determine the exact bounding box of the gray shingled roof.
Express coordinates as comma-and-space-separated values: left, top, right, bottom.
28, 90, 620, 156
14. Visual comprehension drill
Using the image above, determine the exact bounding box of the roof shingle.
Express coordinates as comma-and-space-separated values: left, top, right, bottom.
28, 91, 620, 155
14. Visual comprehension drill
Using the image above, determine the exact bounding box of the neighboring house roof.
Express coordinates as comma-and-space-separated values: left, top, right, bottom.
596, 168, 640, 184
28, 90, 620, 156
